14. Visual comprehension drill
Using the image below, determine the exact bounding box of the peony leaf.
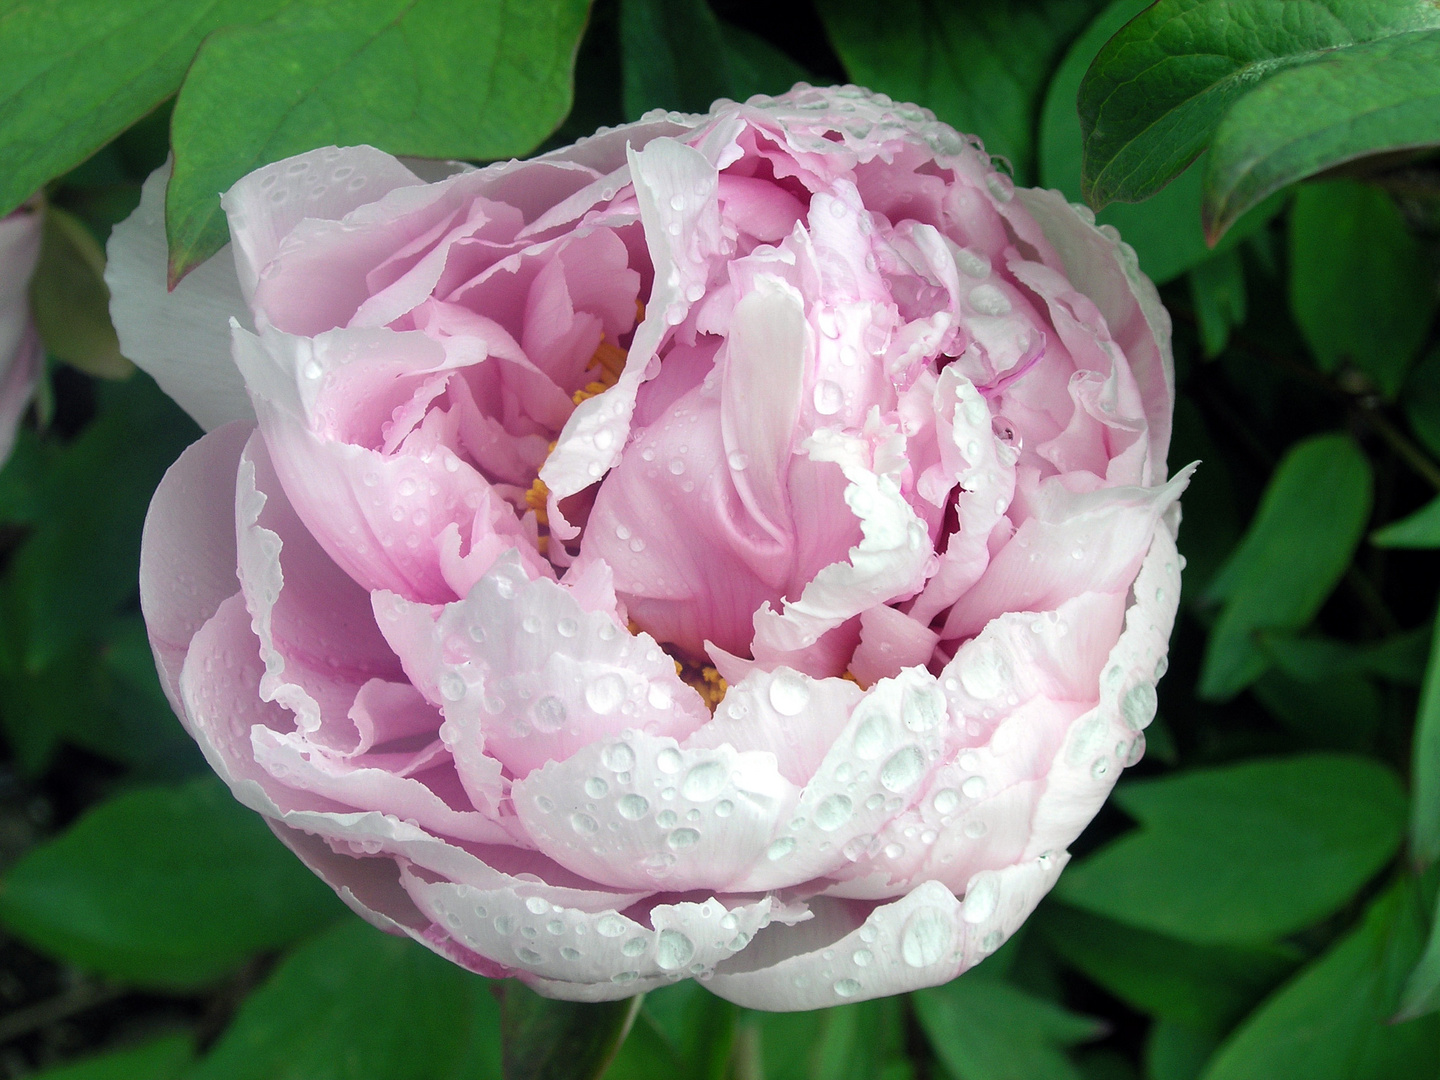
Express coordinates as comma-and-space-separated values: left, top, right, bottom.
187, 918, 502, 1080
0, 778, 345, 988
1410, 602, 1440, 869
1077, 0, 1440, 209
1288, 181, 1434, 399
1395, 888, 1440, 1021
1039, 905, 1300, 1033
165, 0, 590, 283
24, 1034, 192, 1080
1201, 883, 1440, 1080
737, 996, 911, 1080
1055, 754, 1406, 945
1146, 1022, 1220, 1080
0, 0, 295, 221
913, 974, 1104, 1080
1199, 434, 1372, 700
816, 0, 1105, 182
1039, 0, 1284, 285
1188, 248, 1246, 357
502, 983, 643, 1080
1372, 495, 1440, 549
619, 0, 731, 119
1204, 29, 1440, 240
29, 207, 133, 379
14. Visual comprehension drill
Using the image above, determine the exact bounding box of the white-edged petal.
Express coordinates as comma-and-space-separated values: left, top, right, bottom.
105, 163, 254, 431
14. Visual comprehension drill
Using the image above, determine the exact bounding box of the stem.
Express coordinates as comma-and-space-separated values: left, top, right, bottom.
0, 981, 125, 1045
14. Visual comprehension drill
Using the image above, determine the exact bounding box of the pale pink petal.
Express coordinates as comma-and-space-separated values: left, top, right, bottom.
849, 604, 939, 687
105, 165, 254, 431
512, 733, 797, 891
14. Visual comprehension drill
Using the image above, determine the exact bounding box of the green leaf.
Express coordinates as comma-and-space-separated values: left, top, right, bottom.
1146, 1022, 1219, 1080
742, 997, 910, 1080
27, 1034, 192, 1080
1288, 180, 1434, 397
29, 206, 132, 379
1189, 249, 1246, 357
619, 0, 730, 119
1412, 600, 1440, 869
1199, 434, 1372, 700
1169, 397, 1241, 599
631, 982, 737, 1080
914, 975, 1103, 1080
0, 373, 198, 673
1038, 0, 1283, 284
1055, 754, 1407, 945
1077, 0, 1440, 208
0, 0, 295, 219
166, 0, 589, 281
817, 0, 1104, 183
188, 917, 501, 1080
1204, 29, 1440, 239
1396, 885, 1440, 1020
717, 22, 812, 102
601, 1012, 683, 1080
1372, 495, 1440, 548
1403, 346, 1440, 458
503, 983, 643, 1080
1040, 906, 1299, 1032
0, 777, 344, 987
1201, 882, 1440, 1080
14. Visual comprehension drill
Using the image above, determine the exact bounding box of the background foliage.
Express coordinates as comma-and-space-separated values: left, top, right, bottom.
0, 0, 1438, 1077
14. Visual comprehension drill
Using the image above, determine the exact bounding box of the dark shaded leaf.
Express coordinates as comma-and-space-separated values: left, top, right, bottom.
27, 1034, 192, 1080
1372, 494, 1440, 549
1199, 434, 1372, 700
0, 777, 344, 987
1201, 883, 1440, 1080
503, 982, 642, 1080
29, 206, 131, 378
817, 0, 1103, 182
1146, 1022, 1219, 1080
1411, 601, 1440, 869
1190, 249, 1246, 358
1395, 883, 1440, 1020
1055, 754, 1406, 945
188, 918, 501, 1080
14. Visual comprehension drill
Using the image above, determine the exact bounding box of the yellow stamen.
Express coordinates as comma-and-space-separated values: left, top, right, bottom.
524, 476, 549, 527
842, 670, 868, 690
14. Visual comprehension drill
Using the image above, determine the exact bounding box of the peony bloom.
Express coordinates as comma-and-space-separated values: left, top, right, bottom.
111, 85, 1187, 1009
0, 201, 43, 465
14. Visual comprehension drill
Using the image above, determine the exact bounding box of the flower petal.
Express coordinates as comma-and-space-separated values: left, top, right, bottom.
105, 163, 254, 431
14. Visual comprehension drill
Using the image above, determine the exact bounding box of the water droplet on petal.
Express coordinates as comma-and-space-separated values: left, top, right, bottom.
587, 675, 626, 715
570, 812, 598, 835
814, 794, 853, 831
668, 827, 700, 850
834, 978, 862, 997
768, 671, 810, 716
880, 746, 926, 792
901, 906, 952, 967
681, 760, 727, 801
656, 930, 695, 970
813, 380, 845, 415
766, 837, 797, 861
596, 914, 627, 937
932, 788, 959, 814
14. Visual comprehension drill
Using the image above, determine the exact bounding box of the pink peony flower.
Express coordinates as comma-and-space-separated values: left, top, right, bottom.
110, 85, 1188, 1009
0, 201, 43, 465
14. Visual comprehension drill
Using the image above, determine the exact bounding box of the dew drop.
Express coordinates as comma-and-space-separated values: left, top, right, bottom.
439, 672, 467, 702
524, 896, 548, 915
813, 794, 854, 831
656, 930, 695, 970
880, 746, 926, 792
958, 641, 1008, 700
587, 674, 627, 715
596, 914, 627, 937
532, 695, 567, 733
932, 788, 959, 814
962, 874, 999, 924
902, 685, 944, 732
668, 827, 700, 850
1121, 682, 1158, 730
623, 936, 648, 956
768, 671, 810, 716
656, 747, 683, 774
570, 812, 599, 836
617, 794, 649, 820
557, 617, 578, 638
962, 776, 986, 799
901, 906, 951, 967
656, 809, 678, 828
968, 284, 1012, 317
714, 799, 734, 818
584, 776, 609, 799
766, 837, 797, 861
727, 450, 749, 471
834, 978, 862, 998
813, 380, 845, 415
561, 946, 582, 960
852, 712, 888, 760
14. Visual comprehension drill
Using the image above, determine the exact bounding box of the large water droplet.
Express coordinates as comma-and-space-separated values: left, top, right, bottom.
813, 380, 845, 415
656, 930, 695, 970
681, 760, 728, 801
587, 674, 626, 715
766, 836, 797, 861
962, 874, 999, 924
958, 642, 1008, 700
1121, 682, 1157, 730
584, 776, 609, 799
656, 747, 683, 774
813, 794, 853, 831
570, 812, 599, 835
532, 695, 566, 732
968, 284, 1012, 317
601, 741, 636, 772
596, 914, 627, 937
667, 827, 700, 850
617, 794, 649, 820
768, 671, 810, 716
852, 711, 888, 760
902, 685, 944, 732
901, 906, 952, 967
439, 672, 466, 702
932, 788, 960, 814
833, 978, 862, 998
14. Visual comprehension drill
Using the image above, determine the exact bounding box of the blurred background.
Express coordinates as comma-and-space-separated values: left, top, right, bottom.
0, 0, 1438, 1077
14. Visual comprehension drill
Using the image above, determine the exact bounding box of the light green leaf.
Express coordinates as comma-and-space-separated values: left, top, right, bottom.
27, 1035, 192, 1080
914, 975, 1103, 1080
1201, 883, 1440, 1080
1372, 495, 1440, 549
0, 777, 344, 987
1412, 600, 1440, 869
619, 0, 730, 119
1189, 248, 1246, 357
0, 0, 293, 219
503, 983, 642, 1080
1288, 180, 1433, 397
189, 918, 501, 1080
1055, 754, 1407, 945
1040, 905, 1299, 1032
166, 0, 589, 281
29, 206, 132, 378
1396, 885, 1440, 1021
1199, 434, 1372, 700
1077, 0, 1440, 208
742, 997, 911, 1080
1205, 28, 1440, 238
817, 0, 1104, 182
